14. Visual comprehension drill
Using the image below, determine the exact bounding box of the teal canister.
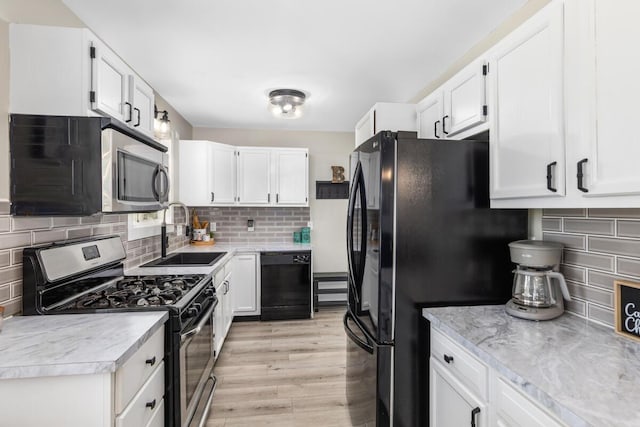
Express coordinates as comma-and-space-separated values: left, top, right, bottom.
301, 227, 311, 244
293, 231, 302, 243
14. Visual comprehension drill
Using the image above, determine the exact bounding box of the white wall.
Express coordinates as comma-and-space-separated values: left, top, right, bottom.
193, 127, 353, 273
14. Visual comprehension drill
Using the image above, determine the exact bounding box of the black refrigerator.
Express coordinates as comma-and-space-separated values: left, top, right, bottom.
344, 131, 528, 427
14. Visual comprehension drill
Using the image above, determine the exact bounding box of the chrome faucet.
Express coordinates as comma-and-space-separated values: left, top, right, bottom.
161, 202, 190, 258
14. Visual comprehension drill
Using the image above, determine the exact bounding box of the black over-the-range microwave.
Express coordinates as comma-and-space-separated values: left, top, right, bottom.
10, 114, 170, 216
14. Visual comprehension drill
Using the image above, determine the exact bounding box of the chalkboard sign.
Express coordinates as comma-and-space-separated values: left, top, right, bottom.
614, 280, 640, 342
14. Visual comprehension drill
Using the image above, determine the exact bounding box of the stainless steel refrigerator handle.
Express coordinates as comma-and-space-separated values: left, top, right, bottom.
343, 311, 374, 354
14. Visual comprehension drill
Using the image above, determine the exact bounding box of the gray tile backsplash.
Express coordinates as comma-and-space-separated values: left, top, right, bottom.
564, 218, 615, 236
192, 206, 310, 245
542, 208, 640, 328
0, 201, 189, 318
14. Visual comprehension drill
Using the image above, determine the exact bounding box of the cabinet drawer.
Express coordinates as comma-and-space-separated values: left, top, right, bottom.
430, 328, 488, 399
495, 377, 565, 427
116, 361, 165, 427
144, 398, 165, 427
115, 326, 164, 413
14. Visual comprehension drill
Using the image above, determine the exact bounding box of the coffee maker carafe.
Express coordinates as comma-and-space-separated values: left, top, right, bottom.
505, 240, 571, 321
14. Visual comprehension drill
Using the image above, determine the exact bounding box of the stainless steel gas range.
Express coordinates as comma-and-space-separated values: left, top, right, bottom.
22, 235, 223, 427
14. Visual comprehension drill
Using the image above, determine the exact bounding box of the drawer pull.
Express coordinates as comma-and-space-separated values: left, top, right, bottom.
146, 399, 157, 410
471, 406, 481, 427
443, 354, 454, 364
145, 356, 156, 366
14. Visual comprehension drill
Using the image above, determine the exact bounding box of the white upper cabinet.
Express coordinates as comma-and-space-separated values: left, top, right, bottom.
129, 75, 155, 138
416, 59, 487, 141
355, 113, 374, 148
210, 144, 237, 205
237, 148, 272, 205
10, 25, 94, 117
179, 143, 309, 207
488, 0, 565, 200
272, 149, 309, 205
490, 0, 640, 208
9, 24, 155, 138
355, 103, 417, 147
417, 91, 444, 139
442, 58, 488, 137
178, 140, 212, 206
91, 37, 129, 123
567, 0, 640, 199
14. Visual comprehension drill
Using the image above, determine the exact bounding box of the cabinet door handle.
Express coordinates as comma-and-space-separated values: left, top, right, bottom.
577, 158, 589, 193
268, 193, 271, 203
443, 354, 454, 364
471, 407, 481, 427
546, 161, 557, 192
211, 192, 215, 202
442, 115, 449, 135
434, 120, 440, 139
134, 107, 141, 127
145, 356, 156, 366
125, 102, 133, 123
276, 193, 279, 203
146, 399, 157, 410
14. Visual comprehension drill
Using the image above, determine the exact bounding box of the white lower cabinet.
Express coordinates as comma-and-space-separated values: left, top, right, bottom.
430, 325, 567, 427
0, 326, 165, 427
232, 253, 260, 316
214, 259, 234, 359
430, 358, 487, 427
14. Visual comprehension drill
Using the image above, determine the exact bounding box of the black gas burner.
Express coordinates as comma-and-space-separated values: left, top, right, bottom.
72, 274, 206, 310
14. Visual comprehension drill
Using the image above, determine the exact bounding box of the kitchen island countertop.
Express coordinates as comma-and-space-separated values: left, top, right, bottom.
0, 311, 167, 379
423, 305, 640, 427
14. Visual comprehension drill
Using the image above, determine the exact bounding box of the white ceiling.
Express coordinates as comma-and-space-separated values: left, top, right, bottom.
62, 0, 527, 132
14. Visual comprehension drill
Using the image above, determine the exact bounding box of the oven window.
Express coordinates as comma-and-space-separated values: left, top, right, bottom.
185, 314, 214, 405
117, 151, 160, 202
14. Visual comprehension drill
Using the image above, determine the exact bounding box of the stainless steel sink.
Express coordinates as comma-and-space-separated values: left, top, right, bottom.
141, 252, 226, 267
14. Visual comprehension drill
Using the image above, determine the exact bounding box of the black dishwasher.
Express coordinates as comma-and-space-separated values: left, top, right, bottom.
261, 251, 312, 320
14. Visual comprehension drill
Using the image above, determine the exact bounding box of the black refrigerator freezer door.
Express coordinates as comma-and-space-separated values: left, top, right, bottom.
344, 310, 391, 427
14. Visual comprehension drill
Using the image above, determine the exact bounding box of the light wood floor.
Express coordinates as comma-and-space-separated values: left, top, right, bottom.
206, 309, 355, 427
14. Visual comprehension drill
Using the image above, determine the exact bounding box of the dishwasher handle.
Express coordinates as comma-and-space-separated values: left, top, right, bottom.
260, 252, 311, 265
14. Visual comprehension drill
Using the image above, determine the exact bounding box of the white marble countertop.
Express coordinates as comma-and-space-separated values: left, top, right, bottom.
422, 305, 640, 427
126, 242, 312, 276
0, 312, 167, 379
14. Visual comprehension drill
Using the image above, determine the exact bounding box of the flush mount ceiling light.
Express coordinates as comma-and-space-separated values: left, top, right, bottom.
268, 89, 306, 119
154, 104, 171, 139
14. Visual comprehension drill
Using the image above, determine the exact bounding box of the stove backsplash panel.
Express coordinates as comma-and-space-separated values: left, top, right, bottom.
192, 207, 310, 245
0, 201, 189, 317
542, 208, 640, 328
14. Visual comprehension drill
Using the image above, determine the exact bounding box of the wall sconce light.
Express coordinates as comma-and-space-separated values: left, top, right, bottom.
268, 89, 306, 119
154, 104, 171, 139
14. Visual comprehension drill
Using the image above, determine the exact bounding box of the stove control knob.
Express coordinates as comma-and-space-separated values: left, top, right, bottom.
186, 307, 200, 317
204, 288, 215, 297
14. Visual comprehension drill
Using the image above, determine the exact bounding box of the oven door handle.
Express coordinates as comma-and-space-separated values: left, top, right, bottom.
196, 374, 217, 427
181, 298, 218, 343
